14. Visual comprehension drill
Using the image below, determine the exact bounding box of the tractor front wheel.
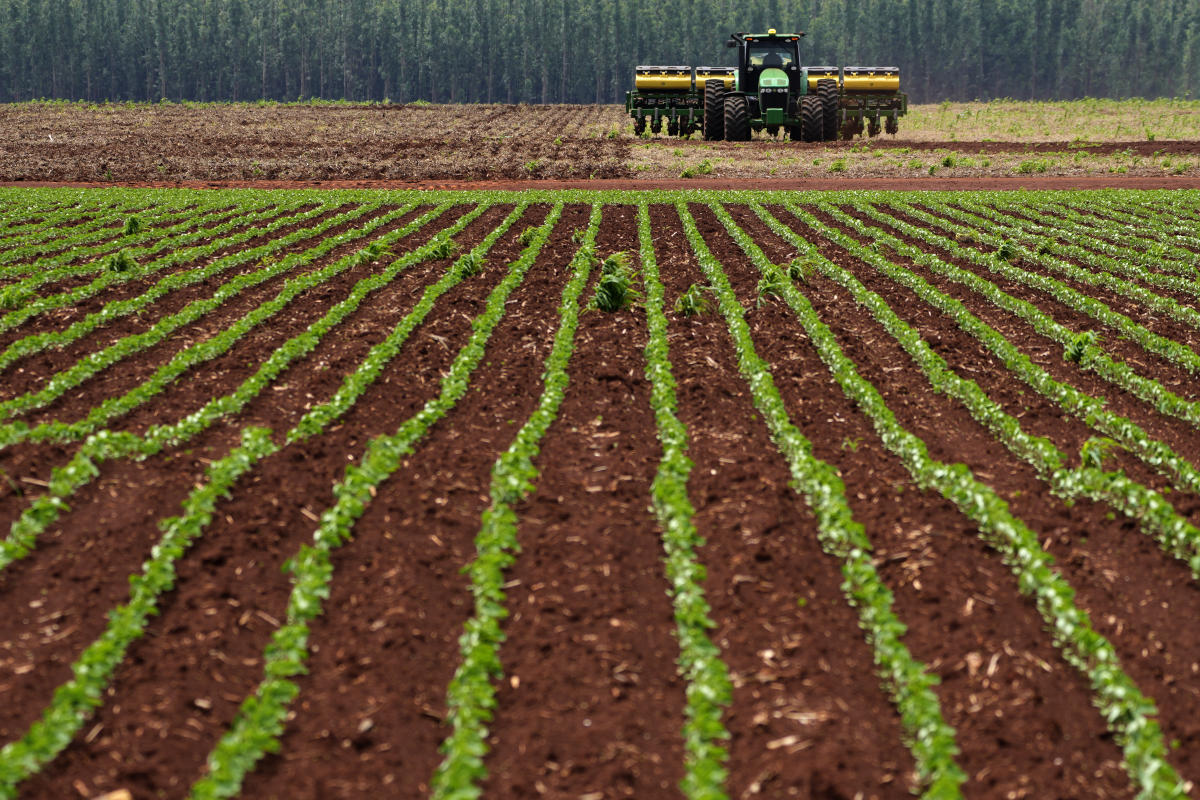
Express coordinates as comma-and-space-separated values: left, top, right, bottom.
724, 94, 751, 141
816, 79, 839, 141
703, 81, 726, 141
800, 95, 823, 142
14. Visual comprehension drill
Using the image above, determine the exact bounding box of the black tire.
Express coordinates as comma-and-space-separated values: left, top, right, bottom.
789, 124, 803, 141
703, 80, 726, 141
816, 78, 839, 141
723, 94, 751, 141
800, 95, 823, 142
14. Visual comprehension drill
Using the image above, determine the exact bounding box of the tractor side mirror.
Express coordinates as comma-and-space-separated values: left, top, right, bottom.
726, 40, 737, 48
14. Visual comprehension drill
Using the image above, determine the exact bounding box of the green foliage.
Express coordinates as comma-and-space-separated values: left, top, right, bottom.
3, 2, 1200, 105
104, 249, 137, 272
192, 202, 543, 798
6, 186, 1200, 800
1015, 159, 1049, 174
634, 203, 732, 798
429, 238, 460, 260
755, 264, 789, 306
1064, 330, 1098, 363
123, 215, 142, 235
357, 240, 394, 265
680, 159, 713, 179
430, 205, 598, 800
0, 285, 31, 310
590, 251, 640, 312
838, 197, 1200, 527
455, 252, 483, 278
786, 256, 817, 284
1080, 437, 1121, 470
674, 283, 712, 317
744, 200, 1191, 799
686, 201, 967, 797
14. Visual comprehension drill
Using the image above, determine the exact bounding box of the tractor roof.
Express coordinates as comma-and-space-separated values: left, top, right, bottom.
734, 29, 804, 41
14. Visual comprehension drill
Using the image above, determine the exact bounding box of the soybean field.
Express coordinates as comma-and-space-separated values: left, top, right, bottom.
2, 188, 1200, 800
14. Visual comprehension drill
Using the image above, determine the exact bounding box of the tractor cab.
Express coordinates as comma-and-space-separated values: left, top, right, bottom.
727, 31, 803, 96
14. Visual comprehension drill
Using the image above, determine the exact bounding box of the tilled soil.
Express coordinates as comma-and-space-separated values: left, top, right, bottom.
0, 103, 632, 182
6, 193, 1200, 800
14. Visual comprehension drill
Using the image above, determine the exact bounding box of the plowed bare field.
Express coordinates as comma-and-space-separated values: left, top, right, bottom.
3, 187, 1200, 800
6, 101, 1200, 185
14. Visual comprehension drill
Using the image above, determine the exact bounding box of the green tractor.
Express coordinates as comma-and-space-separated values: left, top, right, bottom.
625, 29, 907, 141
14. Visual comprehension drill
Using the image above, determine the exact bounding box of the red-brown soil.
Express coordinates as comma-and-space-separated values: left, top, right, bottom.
6, 193, 1200, 800
11, 176, 1200, 191
4, 102, 1200, 187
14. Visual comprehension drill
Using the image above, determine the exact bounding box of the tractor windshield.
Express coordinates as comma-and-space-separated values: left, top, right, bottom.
747, 43, 796, 69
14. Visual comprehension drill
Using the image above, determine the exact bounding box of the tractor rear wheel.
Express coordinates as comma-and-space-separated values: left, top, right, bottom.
724, 94, 751, 141
703, 80, 726, 141
816, 78, 839, 141
800, 95, 823, 142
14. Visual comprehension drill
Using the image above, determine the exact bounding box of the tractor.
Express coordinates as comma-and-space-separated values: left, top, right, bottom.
625, 29, 907, 141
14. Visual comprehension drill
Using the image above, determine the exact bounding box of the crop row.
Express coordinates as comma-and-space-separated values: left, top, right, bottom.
0, 198, 278, 312
0, 202, 536, 796
691, 202, 1187, 797
0, 202, 489, 569
4, 188, 1200, 800
831, 203, 1200, 494
0, 195, 200, 272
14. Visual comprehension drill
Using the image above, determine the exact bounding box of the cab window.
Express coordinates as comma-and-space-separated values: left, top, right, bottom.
747, 44, 796, 68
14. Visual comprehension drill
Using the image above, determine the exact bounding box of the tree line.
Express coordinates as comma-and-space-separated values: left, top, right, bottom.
2, 0, 1198, 105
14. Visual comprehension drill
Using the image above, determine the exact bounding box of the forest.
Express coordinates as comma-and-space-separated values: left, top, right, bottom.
2, 0, 1199, 105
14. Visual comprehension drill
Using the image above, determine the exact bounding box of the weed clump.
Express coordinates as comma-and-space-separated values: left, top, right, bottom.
0, 285, 32, 310
1064, 330, 1099, 363
756, 264, 789, 306
429, 239, 460, 260
674, 283, 712, 316
123, 215, 143, 235
590, 251, 640, 312
455, 252, 484, 278
786, 256, 817, 283
105, 250, 138, 273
